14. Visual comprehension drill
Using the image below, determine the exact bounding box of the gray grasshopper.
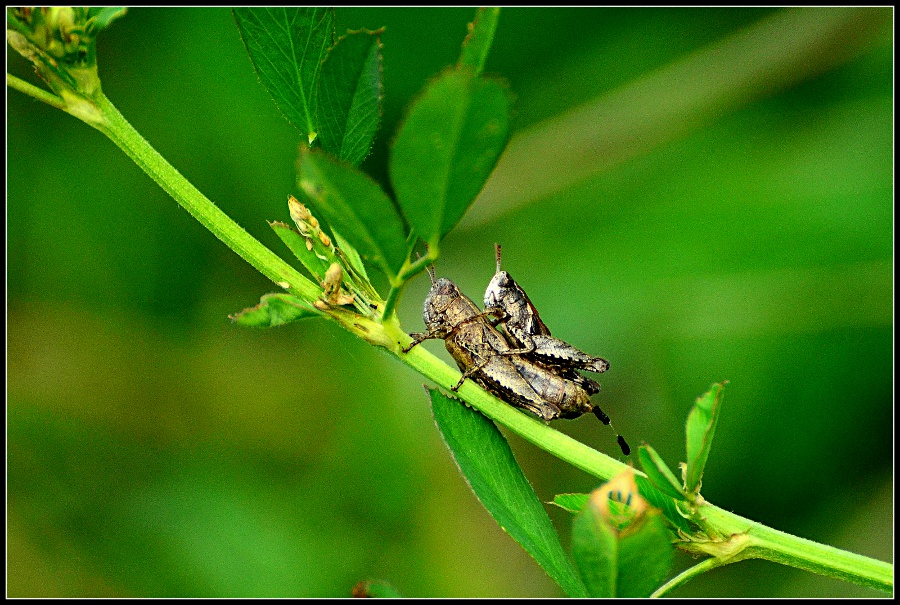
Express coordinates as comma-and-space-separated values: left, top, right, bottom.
484, 243, 610, 379
402, 266, 595, 422
484, 244, 629, 454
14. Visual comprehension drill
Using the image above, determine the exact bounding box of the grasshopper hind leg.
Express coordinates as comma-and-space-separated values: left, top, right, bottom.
564, 370, 600, 396
592, 406, 610, 425
592, 405, 630, 456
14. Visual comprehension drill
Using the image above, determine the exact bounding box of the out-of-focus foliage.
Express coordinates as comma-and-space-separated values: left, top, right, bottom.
7, 7, 892, 598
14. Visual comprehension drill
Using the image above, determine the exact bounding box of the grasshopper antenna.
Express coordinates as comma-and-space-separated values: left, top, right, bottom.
495, 242, 503, 272
421, 242, 437, 285
413, 242, 437, 285
592, 406, 631, 456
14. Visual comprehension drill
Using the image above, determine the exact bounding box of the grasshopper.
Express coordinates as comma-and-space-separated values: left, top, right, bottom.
402, 266, 596, 422
484, 244, 629, 454
485, 243, 611, 378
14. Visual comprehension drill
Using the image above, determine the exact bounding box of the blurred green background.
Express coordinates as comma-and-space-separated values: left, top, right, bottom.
7, 7, 892, 598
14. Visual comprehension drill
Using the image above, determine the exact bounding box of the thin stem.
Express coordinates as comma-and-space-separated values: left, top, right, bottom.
382, 243, 438, 319
392, 335, 634, 482
651, 557, 723, 598
88, 91, 320, 302
700, 505, 894, 593
7, 73, 67, 110
381, 287, 403, 322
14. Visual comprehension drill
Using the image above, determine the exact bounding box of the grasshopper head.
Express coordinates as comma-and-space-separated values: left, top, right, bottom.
422, 277, 464, 335
484, 269, 515, 311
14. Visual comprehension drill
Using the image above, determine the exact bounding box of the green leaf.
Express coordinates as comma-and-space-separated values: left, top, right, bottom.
317, 30, 384, 165
571, 479, 674, 598
571, 498, 617, 598
390, 68, 511, 245
233, 8, 334, 142
229, 293, 320, 327
638, 444, 688, 502
685, 382, 726, 494
634, 475, 692, 535
458, 7, 500, 76
269, 220, 329, 282
551, 493, 590, 514
428, 388, 588, 598
614, 509, 675, 597
297, 147, 408, 278
332, 229, 369, 283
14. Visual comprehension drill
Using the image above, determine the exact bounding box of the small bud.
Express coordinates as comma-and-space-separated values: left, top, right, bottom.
288, 195, 316, 238
6, 6, 125, 97
282, 194, 347, 292
6, 30, 36, 61
589, 469, 647, 533
288, 195, 312, 221
323, 263, 343, 299
45, 7, 76, 35
320, 262, 355, 307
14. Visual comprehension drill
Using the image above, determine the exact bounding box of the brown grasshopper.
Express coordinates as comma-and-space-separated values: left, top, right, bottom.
484, 244, 630, 454
402, 266, 596, 422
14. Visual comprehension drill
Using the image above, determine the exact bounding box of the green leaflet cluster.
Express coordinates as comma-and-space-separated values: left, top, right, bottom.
6, 7, 127, 97
231, 8, 508, 328
229, 8, 686, 595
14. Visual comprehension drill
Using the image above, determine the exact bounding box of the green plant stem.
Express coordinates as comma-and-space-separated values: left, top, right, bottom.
699, 505, 893, 593
9, 76, 891, 596
389, 337, 891, 593
382, 242, 439, 320
7, 73, 67, 110
651, 558, 723, 598
88, 89, 321, 302
392, 329, 629, 481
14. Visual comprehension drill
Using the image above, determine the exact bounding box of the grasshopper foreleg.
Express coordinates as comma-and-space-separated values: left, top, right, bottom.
402, 331, 439, 353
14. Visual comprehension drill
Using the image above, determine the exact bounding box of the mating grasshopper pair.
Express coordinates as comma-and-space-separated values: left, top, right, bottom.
403, 244, 629, 455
